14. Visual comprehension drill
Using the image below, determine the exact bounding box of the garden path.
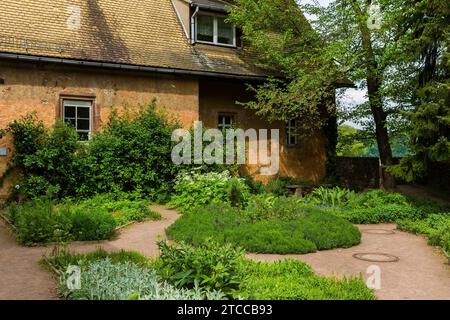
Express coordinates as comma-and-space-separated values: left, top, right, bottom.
1, 206, 449, 300
0, 205, 179, 300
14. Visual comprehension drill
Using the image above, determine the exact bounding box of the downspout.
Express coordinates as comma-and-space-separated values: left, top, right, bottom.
190, 5, 200, 44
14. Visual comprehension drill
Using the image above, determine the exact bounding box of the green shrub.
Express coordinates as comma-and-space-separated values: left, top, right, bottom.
85, 103, 180, 198
169, 171, 250, 213
265, 176, 304, 196
2, 102, 180, 200
44, 248, 151, 272
9, 199, 72, 245
68, 207, 117, 241
157, 240, 245, 297
1, 115, 81, 198
71, 194, 160, 226
240, 174, 265, 194
239, 259, 375, 300
334, 204, 425, 224
166, 205, 361, 254
397, 213, 450, 255
243, 194, 322, 222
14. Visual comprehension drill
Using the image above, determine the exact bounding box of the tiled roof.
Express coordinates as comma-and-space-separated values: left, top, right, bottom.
0, 0, 267, 78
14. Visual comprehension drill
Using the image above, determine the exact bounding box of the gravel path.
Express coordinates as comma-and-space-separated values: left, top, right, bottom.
1, 206, 449, 300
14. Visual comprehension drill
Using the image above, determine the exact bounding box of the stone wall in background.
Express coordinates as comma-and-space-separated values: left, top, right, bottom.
336, 157, 381, 190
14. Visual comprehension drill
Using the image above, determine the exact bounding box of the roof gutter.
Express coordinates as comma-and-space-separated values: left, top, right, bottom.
0, 52, 267, 81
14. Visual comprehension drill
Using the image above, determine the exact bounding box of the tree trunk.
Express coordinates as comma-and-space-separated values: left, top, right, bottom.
367, 77, 396, 190
351, 0, 396, 190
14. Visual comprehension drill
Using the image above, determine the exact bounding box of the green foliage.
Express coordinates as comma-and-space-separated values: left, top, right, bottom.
240, 174, 265, 194
337, 125, 368, 157
85, 102, 180, 198
58, 259, 221, 300
1, 102, 180, 200
44, 248, 151, 272
335, 204, 425, 224
1, 115, 81, 198
157, 240, 246, 297
67, 207, 117, 241
68, 194, 160, 226
397, 213, 450, 256
5, 195, 161, 245
239, 259, 375, 300
265, 176, 308, 197
166, 203, 361, 254
44, 248, 375, 300
6, 199, 118, 245
7, 199, 73, 245
243, 194, 321, 222
228, 0, 339, 135
306, 187, 357, 208
169, 171, 250, 213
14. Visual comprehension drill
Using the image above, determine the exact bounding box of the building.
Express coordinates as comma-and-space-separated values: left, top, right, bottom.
0, 0, 333, 197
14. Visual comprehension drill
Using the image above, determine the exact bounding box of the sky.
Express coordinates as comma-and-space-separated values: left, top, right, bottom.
299, 0, 367, 129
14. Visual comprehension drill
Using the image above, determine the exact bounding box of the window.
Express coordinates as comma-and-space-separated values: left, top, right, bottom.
286, 120, 299, 146
218, 114, 235, 131
63, 99, 92, 141
196, 12, 236, 46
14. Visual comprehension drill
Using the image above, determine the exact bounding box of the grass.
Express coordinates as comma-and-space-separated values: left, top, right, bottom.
166, 204, 361, 254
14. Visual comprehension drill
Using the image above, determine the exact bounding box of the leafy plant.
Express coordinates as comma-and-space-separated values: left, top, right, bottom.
68, 194, 160, 227
169, 171, 250, 213
265, 176, 308, 197
1, 102, 181, 200
67, 207, 117, 241
306, 187, 356, 208
157, 240, 246, 297
59, 259, 221, 300
8, 199, 72, 245
239, 259, 375, 300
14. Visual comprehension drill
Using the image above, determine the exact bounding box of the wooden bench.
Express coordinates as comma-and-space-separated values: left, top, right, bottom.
286, 184, 334, 197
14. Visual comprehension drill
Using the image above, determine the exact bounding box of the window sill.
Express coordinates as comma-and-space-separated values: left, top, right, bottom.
194, 41, 237, 49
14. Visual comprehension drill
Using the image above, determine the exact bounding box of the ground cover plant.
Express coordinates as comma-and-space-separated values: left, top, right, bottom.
300, 186, 450, 255
4, 195, 160, 245
166, 201, 361, 254
397, 214, 450, 256
43, 242, 375, 300
43, 249, 225, 300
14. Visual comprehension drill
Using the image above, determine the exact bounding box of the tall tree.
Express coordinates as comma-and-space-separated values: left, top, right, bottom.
229, 0, 409, 189
387, 0, 450, 183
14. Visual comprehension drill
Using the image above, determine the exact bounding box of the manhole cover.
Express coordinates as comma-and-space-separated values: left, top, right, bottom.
353, 253, 399, 263
363, 229, 395, 235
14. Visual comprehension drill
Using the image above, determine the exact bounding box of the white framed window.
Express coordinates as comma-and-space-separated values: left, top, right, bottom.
196, 12, 236, 47
218, 114, 235, 131
286, 120, 299, 146
63, 99, 92, 141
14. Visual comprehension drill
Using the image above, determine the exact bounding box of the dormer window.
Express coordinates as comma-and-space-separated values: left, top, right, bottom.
195, 12, 236, 47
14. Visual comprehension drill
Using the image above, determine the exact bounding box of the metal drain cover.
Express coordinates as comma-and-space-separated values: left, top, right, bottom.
363, 229, 395, 235
353, 253, 399, 263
